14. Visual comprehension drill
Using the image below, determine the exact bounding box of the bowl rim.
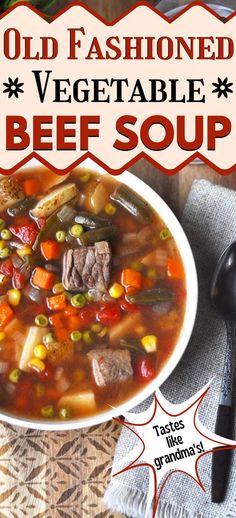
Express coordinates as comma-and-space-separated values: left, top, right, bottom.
0, 158, 198, 430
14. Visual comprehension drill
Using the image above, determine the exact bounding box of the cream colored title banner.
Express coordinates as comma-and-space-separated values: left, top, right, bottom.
1, 2, 236, 174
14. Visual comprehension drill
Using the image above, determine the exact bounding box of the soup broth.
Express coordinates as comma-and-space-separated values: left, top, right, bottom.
0, 168, 186, 421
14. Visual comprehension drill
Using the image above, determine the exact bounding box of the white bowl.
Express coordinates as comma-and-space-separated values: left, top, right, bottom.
0, 159, 198, 430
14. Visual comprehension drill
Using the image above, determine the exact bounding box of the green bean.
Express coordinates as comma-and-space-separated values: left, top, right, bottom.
120, 338, 146, 354
33, 199, 77, 251
33, 211, 61, 251
75, 211, 110, 229
126, 287, 174, 305
78, 225, 118, 246
111, 185, 151, 223
8, 197, 36, 217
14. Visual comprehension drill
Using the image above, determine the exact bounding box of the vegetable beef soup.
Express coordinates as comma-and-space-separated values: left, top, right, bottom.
0, 168, 186, 420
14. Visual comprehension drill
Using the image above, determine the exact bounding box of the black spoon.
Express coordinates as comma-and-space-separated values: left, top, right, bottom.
210, 241, 236, 502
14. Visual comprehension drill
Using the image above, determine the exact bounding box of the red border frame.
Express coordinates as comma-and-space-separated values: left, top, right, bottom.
0, 1, 236, 176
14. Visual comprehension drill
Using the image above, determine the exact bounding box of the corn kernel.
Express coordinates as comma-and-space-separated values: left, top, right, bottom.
17, 247, 32, 258
34, 344, 48, 360
7, 288, 21, 307
141, 335, 158, 353
0, 332, 6, 342
91, 323, 103, 334
73, 368, 86, 382
109, 282, 124, 299
0, 240, 5, 251
52, 283, 64, 295
28, 358, 46, 372
104, 202, 117, 215
98, 326, 108, 338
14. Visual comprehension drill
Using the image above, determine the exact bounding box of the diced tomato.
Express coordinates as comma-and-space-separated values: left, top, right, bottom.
64, 305, 79, 317
0, 259, 13, 278
38, 363, 54, 381
67, 305, 97, 331
119, 299, 139, 313
134, 356, 156, 383
9, 220, 38, 247
12, 269, 27, 289
80, 305, 97, 325
97, 303, 121, 326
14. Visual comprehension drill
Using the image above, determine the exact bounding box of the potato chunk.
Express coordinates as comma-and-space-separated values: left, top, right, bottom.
31, 183, 78, 218
0, 178, 24, 211
19, 327, 48, 372
58, 389, 96, 413
109, 312, 142, 345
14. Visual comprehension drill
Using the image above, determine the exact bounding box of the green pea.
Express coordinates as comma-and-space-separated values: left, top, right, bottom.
0, 248, 10, 259
85, 291, 94, 302
9, 368, 21, 384
160, 228, 171, 240
71, 294, 86, 308
43, 332, 55, 345
70, 224, 83, 238
41, 405, 54, 418
0, 219, 5, 231
55, 230, 66, 243
59, 407, 72, 420
70, 330, 82, 342
82, 330, 94, 345
1, 229, 12, 241
35, 314, 49, 327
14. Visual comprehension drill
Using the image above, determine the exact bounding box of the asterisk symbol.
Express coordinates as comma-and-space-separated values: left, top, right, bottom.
3, 77, 24, 99
212, 77, 233, 99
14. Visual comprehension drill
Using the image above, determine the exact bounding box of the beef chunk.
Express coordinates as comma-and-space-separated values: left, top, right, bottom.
87, 348, 133, 387
62, 241, 112, 293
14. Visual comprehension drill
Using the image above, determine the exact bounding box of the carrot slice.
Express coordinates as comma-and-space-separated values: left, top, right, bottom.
0, 302, 13, 329
49, 313, 65, 329
41, 240, 60, 261
121, 268, 143, 290
47, 294, 67, 312
32, 267, 55, 290
166, 259, 185, 280
55, 327, 70, 342
67, 315, 84, 332
23, 178, 40, 196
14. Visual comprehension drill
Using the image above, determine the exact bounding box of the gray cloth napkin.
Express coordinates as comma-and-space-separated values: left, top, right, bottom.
104, 179, 236, 518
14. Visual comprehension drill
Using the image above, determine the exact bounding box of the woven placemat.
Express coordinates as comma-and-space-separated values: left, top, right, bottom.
0, 420, 122, 518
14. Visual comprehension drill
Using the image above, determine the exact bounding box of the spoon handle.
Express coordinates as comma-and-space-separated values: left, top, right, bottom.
211, 321, 235, 503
